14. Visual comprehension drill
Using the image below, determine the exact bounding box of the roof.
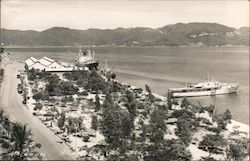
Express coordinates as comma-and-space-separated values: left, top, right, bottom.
30, 57, 38, 62
43, 57, 55, 63
39, 57, 54, 66
47, 62, 64, 68
25, 57, 38, 67
29, 62, 46, 70
25, 56, 71, 71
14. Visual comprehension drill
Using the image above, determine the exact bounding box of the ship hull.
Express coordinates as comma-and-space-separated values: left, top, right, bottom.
171, 85, 238, 98
84, 62, 99, 70
77, 61, 99, 70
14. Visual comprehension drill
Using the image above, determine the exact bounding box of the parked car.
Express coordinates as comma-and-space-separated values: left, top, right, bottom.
57, 141, 63, 144
55, 130, 63, 135
22, 100, 26, 104
17, 84, 23, 93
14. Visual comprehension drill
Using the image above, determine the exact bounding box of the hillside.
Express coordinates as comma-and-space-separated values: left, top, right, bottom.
1, 23, 249, 46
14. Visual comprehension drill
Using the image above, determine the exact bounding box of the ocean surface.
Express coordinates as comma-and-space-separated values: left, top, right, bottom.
5, 46, 249, 124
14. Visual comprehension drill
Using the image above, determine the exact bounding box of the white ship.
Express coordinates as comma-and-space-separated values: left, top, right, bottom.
75, 48, 99, 70
168, 80, 239, 98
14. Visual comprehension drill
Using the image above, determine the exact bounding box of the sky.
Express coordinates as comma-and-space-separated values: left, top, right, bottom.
1, 0, 249, 31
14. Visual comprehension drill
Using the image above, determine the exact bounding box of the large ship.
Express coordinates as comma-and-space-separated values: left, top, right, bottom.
168, 80, 238, 98
75, 48, 99, 70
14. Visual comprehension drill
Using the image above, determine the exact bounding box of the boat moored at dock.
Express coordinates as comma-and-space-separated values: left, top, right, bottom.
75, 48, 99, 70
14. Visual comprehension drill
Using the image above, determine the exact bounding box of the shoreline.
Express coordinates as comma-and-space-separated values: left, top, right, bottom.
118, 80, 249, 130
227, 120, 249, 135
115, 69, 249, 125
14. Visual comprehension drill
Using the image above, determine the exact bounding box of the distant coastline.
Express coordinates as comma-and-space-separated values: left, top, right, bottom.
1, 22, 249, 47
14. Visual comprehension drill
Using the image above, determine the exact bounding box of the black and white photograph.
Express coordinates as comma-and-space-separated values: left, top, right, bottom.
0, 0, 249, 160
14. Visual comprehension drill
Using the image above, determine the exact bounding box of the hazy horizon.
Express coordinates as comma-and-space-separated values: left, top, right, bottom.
1, 0, 249, 31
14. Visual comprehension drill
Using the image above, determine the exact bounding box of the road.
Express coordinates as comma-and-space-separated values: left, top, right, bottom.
0, 62, 75, 160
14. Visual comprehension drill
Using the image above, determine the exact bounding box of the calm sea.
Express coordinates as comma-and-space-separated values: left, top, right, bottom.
5, 46, 249, 124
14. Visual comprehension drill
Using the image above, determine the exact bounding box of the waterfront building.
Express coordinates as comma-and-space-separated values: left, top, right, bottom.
24, 56, 85, 72
25, 57, 45, 70
39, 57, 64, 70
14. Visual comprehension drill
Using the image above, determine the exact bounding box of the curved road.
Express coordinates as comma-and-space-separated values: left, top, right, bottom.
0, 62, 75, 160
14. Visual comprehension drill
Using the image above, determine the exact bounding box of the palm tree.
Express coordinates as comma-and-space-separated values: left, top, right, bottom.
0, 111, 12, 152
1, 123, 41, 161
1, 115, 12, 139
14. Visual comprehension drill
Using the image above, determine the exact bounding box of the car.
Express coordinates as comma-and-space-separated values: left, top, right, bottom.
62, 133, 68, 137
22, 100, 26, 104
62, 137, 71, 143
73, 132, 82, 137
60, 104, 66, 107
16, 74, 20, 78
17, 88, 23, 94
57, 141, 63, 144
55, 131, 63, 135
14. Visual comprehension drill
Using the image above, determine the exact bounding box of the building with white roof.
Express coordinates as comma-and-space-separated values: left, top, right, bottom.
24, 57, 38, 68
29, 62, 47, 71
24, 56, 85, 72
47, 61, 64, 69
38, 57, 55, 66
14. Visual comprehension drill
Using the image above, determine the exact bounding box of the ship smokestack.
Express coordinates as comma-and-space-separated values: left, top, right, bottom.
87, 50, 91, 57
92, 50, 95, 60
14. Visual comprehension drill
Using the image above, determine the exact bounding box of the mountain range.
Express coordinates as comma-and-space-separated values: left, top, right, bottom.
1, 22, 249, 46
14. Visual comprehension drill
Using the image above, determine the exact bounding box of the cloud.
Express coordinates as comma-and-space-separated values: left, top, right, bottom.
2, 0, 23, 15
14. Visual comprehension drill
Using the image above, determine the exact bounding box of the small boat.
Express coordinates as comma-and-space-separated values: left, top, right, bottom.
168, 80, 239, 98
75, 48, 99, 70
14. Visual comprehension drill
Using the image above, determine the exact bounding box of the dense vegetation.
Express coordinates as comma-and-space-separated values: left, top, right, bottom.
0, 47, 4, 53
0, 110, 42, 160
1, 23, 249, 46
26, 68, 249, 160
63, 70, 111, 93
